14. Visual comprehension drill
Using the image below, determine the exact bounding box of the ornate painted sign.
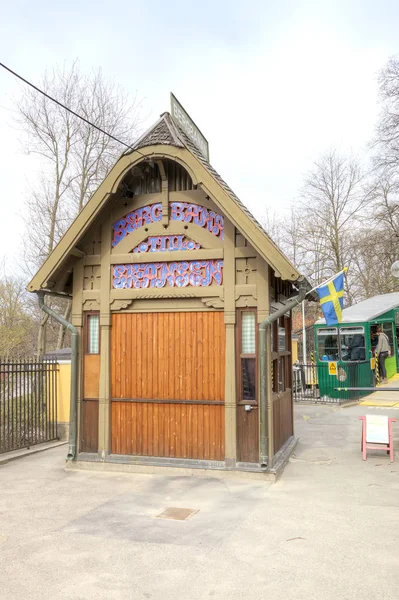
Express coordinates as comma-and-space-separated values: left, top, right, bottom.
112, 203, 224, 247
112, 203, 162, 246
112, 260, 223, 289
170, 203, 224, 240
132, 235, 201, 253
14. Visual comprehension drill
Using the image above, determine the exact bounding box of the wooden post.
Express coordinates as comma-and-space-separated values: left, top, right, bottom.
156, 160, 169, 226
98, 210, 112, 458
224, 219, 236, 466
71, 259, 84, 452
257, 257, 272, 463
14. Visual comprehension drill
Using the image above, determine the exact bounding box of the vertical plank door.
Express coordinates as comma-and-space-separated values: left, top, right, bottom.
111, 312, 225, 460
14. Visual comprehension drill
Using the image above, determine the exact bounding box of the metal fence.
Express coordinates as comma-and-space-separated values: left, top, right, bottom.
293, 362, 370, 404
295, 325, 315, 363
0, 358, 58, 454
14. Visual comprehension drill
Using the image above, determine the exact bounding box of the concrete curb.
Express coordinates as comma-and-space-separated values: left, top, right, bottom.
0, 441, 67, 466
66, 459, 277, 482
272, 435, 298, 480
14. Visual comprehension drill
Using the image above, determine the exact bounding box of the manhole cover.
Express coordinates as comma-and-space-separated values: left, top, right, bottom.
156, 507, 199, 521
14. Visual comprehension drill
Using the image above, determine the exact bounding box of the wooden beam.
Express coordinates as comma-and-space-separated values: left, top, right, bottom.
70, 247, 85, 258
110, 287, 224, 300
110, 249, 223, 264
235, 247, 257, 258
156, 159, 169, 226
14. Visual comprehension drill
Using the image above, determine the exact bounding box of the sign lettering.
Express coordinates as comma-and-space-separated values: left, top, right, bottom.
132, 236, 201, 253
112, 260, 223, 289
112, 202, 224, 247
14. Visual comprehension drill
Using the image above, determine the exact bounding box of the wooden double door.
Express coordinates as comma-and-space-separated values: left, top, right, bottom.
111, 312, 225, 461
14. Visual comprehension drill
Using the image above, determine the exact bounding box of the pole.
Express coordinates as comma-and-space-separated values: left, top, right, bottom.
37, 291, 79, 460
302, 300, 307, 364
306, 267, 348, 297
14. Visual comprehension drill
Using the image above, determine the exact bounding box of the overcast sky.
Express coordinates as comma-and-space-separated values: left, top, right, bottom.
1, 0, 399, 269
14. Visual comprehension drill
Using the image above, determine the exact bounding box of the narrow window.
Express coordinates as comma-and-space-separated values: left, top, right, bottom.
272, 315, 292, 393
87, 314, 100, 354
240, 311, 256, 401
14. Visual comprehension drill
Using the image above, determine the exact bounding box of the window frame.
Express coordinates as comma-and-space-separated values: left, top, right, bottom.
85, 312, 100, 355
236, 308, 258, 406
339, 326, 366, 362
317, 327, 339, 361
272, 315, 292, 394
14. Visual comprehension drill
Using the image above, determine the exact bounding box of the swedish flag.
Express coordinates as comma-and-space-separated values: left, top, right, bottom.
316, 271, 345, 325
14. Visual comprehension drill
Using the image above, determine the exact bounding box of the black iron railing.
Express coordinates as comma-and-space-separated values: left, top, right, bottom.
0, 358, 58, 454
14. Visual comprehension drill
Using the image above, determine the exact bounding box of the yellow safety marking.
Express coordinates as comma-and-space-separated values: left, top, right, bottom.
328, 361, 337, 376
360, 401, 399, 407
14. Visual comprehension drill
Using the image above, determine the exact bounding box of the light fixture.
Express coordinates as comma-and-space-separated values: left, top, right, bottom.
391, 261, 399, 279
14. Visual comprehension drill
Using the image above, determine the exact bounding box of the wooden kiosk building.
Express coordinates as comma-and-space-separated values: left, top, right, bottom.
28, 97, 308, 476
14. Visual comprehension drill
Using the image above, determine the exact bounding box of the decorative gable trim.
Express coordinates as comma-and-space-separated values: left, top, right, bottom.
28, 115, 301, 293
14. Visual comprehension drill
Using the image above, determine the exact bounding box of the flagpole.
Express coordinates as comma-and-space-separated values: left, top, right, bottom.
302, 300, 307, 364
306, 267, 348, 297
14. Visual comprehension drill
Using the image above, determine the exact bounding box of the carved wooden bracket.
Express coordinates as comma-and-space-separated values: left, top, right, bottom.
200, 296, 224, 308
109, 299, 133, 311
82, 298, 100, 311
235, 295, 257, 308
235, 284, 257, 300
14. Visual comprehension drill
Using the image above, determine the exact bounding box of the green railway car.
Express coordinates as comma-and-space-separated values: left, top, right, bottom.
314, 293, 399, 399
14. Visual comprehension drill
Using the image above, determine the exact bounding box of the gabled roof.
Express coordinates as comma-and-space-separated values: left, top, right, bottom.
130, 113, 289, 258
28, 112, 302, 293
316, 293, 399, 324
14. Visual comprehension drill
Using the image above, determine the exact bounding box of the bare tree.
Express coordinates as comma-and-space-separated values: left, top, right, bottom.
15, 61, 143, 353
350, 175, 399, 299
297, 149, 373, 303
0, 270, 36, 357
260, 209, 285, 248
261, 206, 305, 269
373, 55, 399, 174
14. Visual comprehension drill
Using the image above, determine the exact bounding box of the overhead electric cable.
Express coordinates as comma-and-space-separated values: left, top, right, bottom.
0, 61, 144, 156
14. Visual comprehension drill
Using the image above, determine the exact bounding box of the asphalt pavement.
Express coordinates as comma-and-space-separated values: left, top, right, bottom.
1, 403, 398, 600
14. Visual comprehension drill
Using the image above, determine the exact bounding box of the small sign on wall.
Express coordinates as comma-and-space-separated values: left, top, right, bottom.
328, 361, 337, 376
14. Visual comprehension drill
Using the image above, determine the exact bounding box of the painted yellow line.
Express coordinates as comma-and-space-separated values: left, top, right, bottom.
360, 401, 399, 407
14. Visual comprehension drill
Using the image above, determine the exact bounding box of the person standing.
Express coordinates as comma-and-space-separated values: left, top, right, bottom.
376, 327, 390, 383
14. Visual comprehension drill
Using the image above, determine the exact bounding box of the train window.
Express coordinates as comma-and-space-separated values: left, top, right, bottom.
317, 328, 339, 361
340, 327, 366, 362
